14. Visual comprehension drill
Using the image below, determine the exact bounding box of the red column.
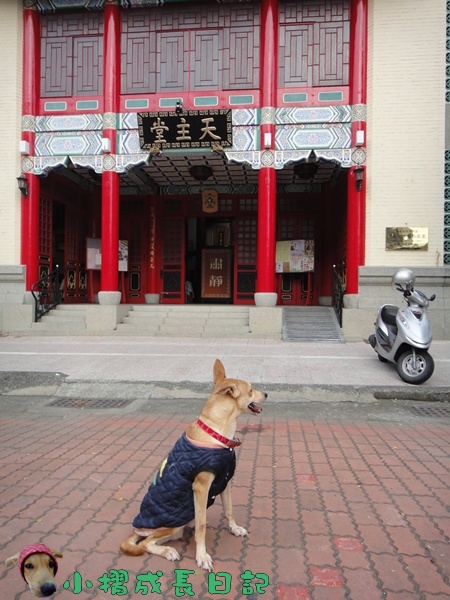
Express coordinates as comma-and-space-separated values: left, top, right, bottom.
21, 7, 40, 290
256, 0, 278, 294
100, 2, 120, 292
346, 0, 368, 295
101, 172, 120, 291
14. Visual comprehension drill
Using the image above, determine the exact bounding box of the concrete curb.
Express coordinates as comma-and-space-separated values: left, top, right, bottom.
1, 371, 449, 403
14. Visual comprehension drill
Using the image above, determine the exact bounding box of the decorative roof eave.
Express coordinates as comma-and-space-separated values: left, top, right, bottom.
225, 149, 354, 171
26, 0, 252, 14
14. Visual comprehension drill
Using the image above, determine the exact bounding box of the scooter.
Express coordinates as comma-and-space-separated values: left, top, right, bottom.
368, 268, 436, 384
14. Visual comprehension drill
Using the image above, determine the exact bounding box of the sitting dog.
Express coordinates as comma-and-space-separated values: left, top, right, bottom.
120, 358, 267, 571
6, 544, 63, 598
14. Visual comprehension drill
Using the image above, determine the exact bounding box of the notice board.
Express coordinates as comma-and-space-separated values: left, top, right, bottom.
275, 240, 314, 273
86, 238, 129, 272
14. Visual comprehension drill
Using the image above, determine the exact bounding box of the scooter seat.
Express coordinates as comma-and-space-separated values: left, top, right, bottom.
381, 305, 398, 327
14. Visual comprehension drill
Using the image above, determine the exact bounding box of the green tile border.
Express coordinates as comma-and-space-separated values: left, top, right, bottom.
44, 101, 67, 112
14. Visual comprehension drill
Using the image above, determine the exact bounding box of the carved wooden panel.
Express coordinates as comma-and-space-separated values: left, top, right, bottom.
158, 32, 189, 90
41, 35, 72, 97
191, 30, 222, 89
161, 217, 184, 302
73, 37, 103, 96
121, 5, 259, 94
65, 204, 87, 301
279, 0, 349, 87
235, 217, 256, 303
39, 196, 52, 257
121, 12, 156, 93
41, 13, 103, 97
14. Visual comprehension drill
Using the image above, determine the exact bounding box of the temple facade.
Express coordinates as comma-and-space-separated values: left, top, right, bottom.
0, 0, 448, 339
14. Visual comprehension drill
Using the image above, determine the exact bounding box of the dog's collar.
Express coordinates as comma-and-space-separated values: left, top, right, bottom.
196, 419, 241, 448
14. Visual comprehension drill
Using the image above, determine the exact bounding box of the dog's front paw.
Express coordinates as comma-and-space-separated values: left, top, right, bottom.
162, 547, 180, 561
229, 524, 248, 537
196, 552, 213, 571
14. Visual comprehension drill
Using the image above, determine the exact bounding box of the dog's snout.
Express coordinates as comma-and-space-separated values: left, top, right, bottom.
40, 582, 56, 597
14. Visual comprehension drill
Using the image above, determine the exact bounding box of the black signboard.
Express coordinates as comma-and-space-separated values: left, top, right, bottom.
137, 110, 232, 150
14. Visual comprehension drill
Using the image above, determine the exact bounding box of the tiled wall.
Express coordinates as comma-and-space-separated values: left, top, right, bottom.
445, 1, 450, 265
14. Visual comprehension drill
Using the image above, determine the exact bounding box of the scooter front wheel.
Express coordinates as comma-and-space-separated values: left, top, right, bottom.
396, 349, 434, 385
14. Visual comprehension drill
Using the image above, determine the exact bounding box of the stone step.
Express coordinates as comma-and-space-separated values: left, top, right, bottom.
54, 304, 88, 311
39, 312, 86, 322
116, 305, 250, 337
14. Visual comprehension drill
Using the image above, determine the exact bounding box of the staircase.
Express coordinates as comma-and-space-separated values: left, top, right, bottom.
24, 304, 252, 337
30, 304, 88, 335
20, 304, 342, 342
282, 306, 344, 343
116, 305, 251, 337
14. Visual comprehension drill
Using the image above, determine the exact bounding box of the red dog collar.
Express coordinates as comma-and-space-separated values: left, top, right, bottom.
196, 419, 241, 448
19, 544, 59, 582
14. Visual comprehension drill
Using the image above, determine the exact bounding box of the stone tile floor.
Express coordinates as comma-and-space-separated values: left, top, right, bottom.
1, 405, 449, 599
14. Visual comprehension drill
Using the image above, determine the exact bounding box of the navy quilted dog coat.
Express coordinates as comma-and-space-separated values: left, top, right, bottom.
133, 433, 237, 529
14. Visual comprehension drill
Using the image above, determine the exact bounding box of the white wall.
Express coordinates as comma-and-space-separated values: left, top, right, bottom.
366, 0, 446, 267
0, 0, 23, 266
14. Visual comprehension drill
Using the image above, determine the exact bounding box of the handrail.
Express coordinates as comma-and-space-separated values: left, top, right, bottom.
332, 262, 346, 327
31, 267, 63, 322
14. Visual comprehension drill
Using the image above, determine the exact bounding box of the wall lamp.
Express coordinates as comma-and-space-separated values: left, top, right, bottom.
175, 100, 184, 115
16, 173, 28, 197
189, 164, 213, 182
354, 166, 365, 192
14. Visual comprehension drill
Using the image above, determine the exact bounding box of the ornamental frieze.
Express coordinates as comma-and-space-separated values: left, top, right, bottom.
26, 105, 362, 174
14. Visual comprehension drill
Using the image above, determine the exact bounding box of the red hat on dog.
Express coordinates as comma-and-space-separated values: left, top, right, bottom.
18, 544, 59, 582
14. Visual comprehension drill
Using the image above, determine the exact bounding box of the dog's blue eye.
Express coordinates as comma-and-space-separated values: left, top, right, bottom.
49, 561, 55, 568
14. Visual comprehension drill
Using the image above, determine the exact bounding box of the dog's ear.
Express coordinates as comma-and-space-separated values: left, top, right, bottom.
213, 359, 226, 384
5, 554, 20, 568
215, 383, 240, 399
50, 550, 63, 559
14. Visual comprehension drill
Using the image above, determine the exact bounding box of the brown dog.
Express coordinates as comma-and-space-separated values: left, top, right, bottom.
6, 544, 63, 598
120, 358, 267, 571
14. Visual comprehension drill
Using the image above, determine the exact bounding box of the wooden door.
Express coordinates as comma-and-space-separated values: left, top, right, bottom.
38, 196, 53, 284
234, 217, 257, 304
64, 204, 87, 303
161, 216, 184, 303
276, 215, 316, 306
278, 272, 314, 306
120, 207, 147, 303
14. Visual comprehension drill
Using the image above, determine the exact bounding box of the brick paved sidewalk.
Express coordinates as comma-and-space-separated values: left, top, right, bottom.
1, 407, 449, 599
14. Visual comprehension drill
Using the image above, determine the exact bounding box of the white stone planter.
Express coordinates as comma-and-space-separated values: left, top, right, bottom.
98, 291, 121, 305
254, 292, 278, 307
145, 293, 160, 304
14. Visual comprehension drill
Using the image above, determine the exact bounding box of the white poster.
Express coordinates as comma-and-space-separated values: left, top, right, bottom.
86, 238, 128, 272
276, 240, 314, 273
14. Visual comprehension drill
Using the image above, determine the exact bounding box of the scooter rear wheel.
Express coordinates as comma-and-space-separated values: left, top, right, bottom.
396, 349, 434, 385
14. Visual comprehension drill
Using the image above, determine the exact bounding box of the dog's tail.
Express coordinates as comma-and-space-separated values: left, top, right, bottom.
120, 535, 148, 556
